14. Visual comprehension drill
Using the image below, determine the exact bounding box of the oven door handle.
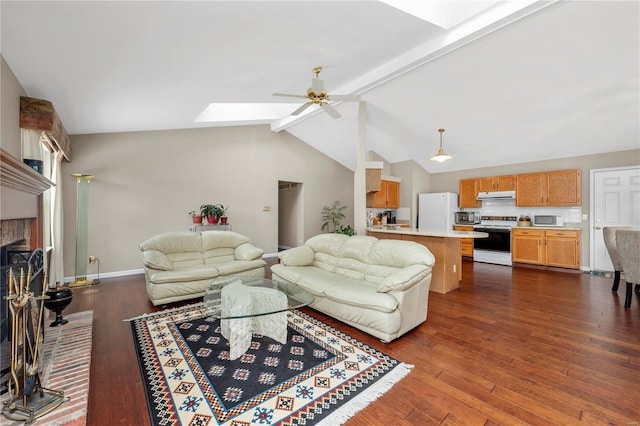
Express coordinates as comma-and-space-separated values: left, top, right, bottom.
474, 228, 512, 234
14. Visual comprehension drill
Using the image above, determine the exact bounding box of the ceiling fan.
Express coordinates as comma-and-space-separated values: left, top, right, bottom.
273, 66, 360, 119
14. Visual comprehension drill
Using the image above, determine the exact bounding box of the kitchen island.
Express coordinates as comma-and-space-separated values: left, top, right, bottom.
367, 227, 488, 294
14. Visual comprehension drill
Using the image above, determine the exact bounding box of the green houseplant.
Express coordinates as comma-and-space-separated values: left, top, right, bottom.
200, 204, 224, 224
321, 200, 353, 235
219, 205, 230, 224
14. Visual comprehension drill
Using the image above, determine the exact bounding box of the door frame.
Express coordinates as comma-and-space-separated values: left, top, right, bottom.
589, 165, 640, 271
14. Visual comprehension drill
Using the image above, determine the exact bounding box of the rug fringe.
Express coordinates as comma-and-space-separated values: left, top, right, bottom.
318, 362, 414, 425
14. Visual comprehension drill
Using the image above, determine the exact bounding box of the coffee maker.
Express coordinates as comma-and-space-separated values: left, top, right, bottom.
385, 210, 397, 224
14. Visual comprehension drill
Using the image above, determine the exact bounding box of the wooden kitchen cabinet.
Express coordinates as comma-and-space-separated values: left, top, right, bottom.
545, 230, 580, 269
365, 169, 382, 192
512, 228, 580, 269
512, 228, 545, 264
547, 169, 581, 206
454, 225, 474, 257
459, 178, 479, 208
516, 169, 581, 207
366, 180, 400, 209
478, 175, 515, 192
515, 173, 547, 206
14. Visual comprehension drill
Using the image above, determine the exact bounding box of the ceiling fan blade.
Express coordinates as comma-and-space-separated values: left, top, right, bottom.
291, 102, 313, 116
328, 94, 361, 102
273, 92, 308, 99
321, 103, 341, 119
312, 78, 324, 94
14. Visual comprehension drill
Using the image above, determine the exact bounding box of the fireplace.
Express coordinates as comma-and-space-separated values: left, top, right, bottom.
1, 148, 53, 395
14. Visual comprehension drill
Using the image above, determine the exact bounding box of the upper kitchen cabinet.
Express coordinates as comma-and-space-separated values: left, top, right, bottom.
366, 180, 400, 209
547, 169, 581, 206
478, 175, 515, 192
516, 173, 546, 206
516, 169, 581, 207
365, 169, 382, 193
459, 178, 480, 208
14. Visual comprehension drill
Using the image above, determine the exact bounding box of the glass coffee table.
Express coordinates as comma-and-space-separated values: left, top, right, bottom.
203, 278, 314, 360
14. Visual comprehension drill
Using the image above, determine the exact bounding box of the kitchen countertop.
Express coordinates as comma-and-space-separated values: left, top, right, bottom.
367, 227, 488, 238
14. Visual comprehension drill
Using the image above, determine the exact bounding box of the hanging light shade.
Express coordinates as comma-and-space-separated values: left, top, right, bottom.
430, 128, 453, 163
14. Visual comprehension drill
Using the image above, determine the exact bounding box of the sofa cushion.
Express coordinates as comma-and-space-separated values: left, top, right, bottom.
235, 243, 265, 261
202, 231, 252, 263
322, 281, 399, 313
334, 236, 377, 280
149, 264, 220, 284
368, 239, 435, 268
305, 233, 349, 272
278, 245, 314, 266
141, 249, 173, 271
216, 259, 267, 276
377, 264, 430, 292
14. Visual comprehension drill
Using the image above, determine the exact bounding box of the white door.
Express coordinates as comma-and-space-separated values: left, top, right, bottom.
591, 166, 640, 271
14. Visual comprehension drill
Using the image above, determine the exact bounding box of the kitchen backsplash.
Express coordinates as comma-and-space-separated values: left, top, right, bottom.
462, 199, 583, 224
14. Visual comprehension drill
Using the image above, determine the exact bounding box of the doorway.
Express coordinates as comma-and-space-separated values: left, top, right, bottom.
590, 166, 640, 271
278, 181, 304, 251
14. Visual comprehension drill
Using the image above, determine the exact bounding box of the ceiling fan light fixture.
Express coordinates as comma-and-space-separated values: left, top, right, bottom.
430, 128, 453, 162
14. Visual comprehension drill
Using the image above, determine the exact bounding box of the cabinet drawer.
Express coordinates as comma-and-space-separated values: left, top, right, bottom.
512, 229, 545, 237
545, 230, 579, 238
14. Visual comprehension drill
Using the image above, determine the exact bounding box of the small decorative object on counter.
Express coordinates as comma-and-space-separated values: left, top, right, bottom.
518, 216, 532, 227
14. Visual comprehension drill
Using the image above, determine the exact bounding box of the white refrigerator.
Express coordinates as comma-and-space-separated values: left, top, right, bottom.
418, 192, 458, 230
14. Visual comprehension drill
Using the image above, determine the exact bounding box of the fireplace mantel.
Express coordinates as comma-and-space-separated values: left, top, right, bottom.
0, 148, 54, 194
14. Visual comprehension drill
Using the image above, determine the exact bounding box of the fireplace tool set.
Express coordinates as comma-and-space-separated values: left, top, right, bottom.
2, 266, 67, 424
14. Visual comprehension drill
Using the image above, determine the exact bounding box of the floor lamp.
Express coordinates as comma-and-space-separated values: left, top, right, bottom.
70, 173, 95, 287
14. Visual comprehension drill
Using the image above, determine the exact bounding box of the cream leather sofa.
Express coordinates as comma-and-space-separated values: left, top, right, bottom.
139, 231, 266, 306
271, 234, 435, 342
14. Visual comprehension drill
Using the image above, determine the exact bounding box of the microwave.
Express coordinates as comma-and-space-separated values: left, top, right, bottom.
455, 211, 480, 225
533, 215, 564, 227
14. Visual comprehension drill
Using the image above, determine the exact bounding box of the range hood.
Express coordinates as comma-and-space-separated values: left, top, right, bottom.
477, 190, 516, 200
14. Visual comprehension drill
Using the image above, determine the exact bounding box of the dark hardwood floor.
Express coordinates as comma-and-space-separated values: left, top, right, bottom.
66, 259, 640, 425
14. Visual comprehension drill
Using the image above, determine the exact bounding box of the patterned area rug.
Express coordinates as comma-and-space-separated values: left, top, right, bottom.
130, 303, 412, 425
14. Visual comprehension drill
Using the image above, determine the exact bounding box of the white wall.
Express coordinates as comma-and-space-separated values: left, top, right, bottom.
63, 126, 354, 277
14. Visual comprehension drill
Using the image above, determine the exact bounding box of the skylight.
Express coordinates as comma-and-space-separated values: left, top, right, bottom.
380, 0, 499, 29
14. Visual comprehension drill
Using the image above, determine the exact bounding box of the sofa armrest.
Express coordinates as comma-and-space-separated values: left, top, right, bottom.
234, 243, 265, 261
377, 265, 430, 293
278, 245, 314, 266
141, 249, 173, 271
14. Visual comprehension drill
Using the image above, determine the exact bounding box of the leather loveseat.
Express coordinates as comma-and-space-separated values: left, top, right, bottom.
271, 233, 435, 341
139, 231, 266, 306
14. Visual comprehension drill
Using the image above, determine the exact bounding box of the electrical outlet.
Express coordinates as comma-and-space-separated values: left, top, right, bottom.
89, 256, 97, 264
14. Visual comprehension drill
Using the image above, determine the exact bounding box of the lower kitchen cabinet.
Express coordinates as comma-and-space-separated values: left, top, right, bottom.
512, 228, 580, 269
454, 225, 474, 257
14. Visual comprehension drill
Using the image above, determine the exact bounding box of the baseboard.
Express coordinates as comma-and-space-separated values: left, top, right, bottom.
64, 268, 145, 284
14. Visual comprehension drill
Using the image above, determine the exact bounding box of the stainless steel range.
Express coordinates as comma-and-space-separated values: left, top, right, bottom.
473, 216, 518, 266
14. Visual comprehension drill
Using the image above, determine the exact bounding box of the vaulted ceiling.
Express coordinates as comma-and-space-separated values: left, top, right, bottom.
2, 1, 638, 173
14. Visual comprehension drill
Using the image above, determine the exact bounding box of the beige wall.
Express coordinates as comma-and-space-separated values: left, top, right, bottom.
63, 126, 354, 277
1, 56, 26, 157
427, 149, 640, 268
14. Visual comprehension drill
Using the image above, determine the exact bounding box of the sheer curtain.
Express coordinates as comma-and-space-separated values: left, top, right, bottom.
48, 151, 64, 287
22, 129, 65, 287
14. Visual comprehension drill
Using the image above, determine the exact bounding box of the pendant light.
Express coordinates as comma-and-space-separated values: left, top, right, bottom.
429, 128, 453, 163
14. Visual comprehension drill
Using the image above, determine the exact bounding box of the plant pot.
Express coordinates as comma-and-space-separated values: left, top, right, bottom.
192, 215, 203, 224
207, 215, 220, 224
220, 216, 228, 225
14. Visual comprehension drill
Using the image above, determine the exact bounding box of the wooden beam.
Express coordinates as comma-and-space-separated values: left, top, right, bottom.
20, 96, 71, 160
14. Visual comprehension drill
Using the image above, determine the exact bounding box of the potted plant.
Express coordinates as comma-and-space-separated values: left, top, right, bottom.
219, 205, 230, 224
321, 200, 348, 234
188, 210, 203, 224
200, 204, 223, 224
